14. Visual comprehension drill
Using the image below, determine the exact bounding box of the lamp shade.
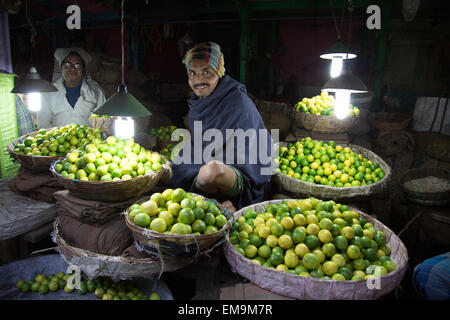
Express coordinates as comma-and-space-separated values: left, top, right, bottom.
93, 84, 151, 117
322, 69, 368, 93
10, 67, 58, 93
320, 41, 357, 60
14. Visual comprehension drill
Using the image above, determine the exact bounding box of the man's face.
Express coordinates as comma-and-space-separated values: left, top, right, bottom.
61, 53, 85, 87
187, 59, 219, 99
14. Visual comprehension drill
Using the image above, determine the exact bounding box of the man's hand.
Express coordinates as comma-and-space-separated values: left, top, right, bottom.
216, 200, 236, 215
195, 160, 236, 194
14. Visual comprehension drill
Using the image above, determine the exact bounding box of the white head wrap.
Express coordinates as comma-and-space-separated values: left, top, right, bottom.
52, 47, 92, 82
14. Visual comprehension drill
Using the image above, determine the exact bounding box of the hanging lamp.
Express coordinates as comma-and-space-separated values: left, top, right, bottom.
322, 68, 367, 119
10, 0, 57, 112
93, 0, 151, 139
320, 0, 357, 78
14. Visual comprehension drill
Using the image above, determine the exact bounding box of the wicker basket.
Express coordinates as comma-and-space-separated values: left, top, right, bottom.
50, 158, 170, 202
7, 130, 64, 172
369, 112, 412, 132
124, 194, 232, 258
224, 199, 408, 300
89, 116, 151, 136
273, 142, 391, 200
292, 110, 359, 134
400, 167, 450, 206
53, 217, 190, 280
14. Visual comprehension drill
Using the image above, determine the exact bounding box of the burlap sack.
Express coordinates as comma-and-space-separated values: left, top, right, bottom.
255, 100, 292, 138
350, 134, 373, 151
8, 167, 64, 203
53, 217, 191, 280
373, 131, 415, 157
224, 199, 408, 300
57, 214, 132, 256
53, 190, 142, 226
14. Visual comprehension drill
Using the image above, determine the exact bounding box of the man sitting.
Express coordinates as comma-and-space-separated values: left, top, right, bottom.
170, 42, 274, 211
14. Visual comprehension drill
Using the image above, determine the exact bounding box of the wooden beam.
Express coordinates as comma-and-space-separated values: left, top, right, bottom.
235, 0, 249, 84
373, 0, 393, 111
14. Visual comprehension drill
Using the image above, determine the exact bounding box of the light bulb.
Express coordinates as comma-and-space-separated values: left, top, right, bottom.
334, 90, 351, 119
330, 56, 343, 78
26, 92, 41, 112
114, 117, 134, 139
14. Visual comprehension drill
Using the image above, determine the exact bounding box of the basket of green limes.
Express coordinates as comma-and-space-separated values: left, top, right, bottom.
273, 139, 391, 200
223, 197, 408, 300
50, 135, 170, 202
8, 124, 100, 172
124, 188, 232, 259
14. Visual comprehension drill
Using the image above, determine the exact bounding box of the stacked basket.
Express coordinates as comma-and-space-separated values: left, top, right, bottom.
272, 142, 392, 201
8, 130, 64, 172
292, 111, 360, 134
53, 216, 189, 280
50, 159, 170, 202
123, 193, 232, 260
50, 143, 173, 279
224, 199, 408, 300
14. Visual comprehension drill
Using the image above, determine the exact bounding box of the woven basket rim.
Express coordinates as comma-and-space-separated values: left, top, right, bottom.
294, 108, 361, 121
54, 216, 156, 264
399, 167, 450, 196
123, 194, 232, 242
224, 199, 409, 299
274, 142, 391, 193
49, 155, 170, 185
8, 130, 65, 160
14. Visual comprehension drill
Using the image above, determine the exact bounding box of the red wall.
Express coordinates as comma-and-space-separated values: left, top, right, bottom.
273, 19, 364, 87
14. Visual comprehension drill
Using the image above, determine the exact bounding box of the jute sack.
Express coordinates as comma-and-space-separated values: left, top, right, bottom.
53, 216, 191, 280
255, 100, 292, 138
223, 199, 408, 300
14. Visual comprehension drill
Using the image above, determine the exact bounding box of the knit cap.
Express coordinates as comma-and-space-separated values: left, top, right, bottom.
183, 42, 225, 78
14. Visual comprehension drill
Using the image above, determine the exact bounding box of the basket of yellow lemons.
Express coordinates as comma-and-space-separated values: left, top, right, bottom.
50, 135, 170, 202
8, 124, 100, 172
293, 91, 360, 134
124, 188, 232, 259
273, 139, 391, 200
223, 197, 408, 300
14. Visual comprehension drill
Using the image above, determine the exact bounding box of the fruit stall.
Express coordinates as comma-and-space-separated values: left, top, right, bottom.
1, 0, 449, 305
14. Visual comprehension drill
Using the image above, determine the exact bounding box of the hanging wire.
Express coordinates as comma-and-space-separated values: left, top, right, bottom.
25, 0, 37, 66
346, 0, 354, 60
121, 0, 125, 84
329, 0, 341, 40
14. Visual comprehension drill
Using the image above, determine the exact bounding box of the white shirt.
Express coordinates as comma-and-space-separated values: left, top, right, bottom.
37, 77, 106, 129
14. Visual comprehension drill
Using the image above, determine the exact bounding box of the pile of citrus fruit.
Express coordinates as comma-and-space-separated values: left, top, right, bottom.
12, 124, 100, 157
90, 113, 112, 118
230, 197, 397, 280
275, 137, 386, 187
128, 188, 228, 235
160, 143, 175, 161
294, 91, 360, 117
53, 135, 165, 181
15, 272, 161, 300
150, 125, 179, 141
